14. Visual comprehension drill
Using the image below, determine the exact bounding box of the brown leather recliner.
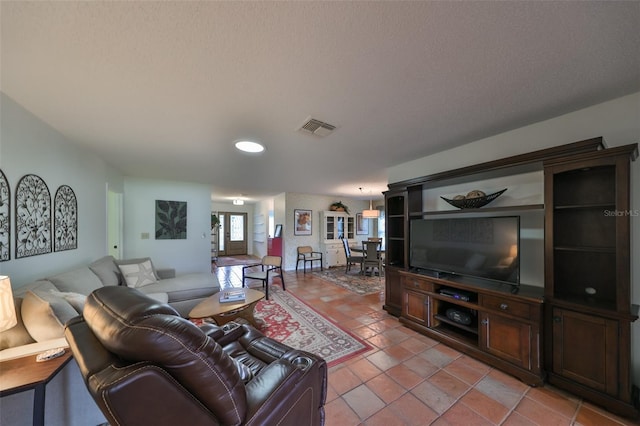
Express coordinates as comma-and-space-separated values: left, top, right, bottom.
64, 286, 327, 426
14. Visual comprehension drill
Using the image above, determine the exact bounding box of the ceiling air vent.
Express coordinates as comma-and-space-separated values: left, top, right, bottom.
297, 117, 336, 137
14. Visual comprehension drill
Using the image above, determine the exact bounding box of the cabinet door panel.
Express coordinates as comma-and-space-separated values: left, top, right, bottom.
323, 243, 345, 267
480, 313, 531, 370
552, 308, 618, 395
324, 248, 338, 267
404, 290, 429, 325
385, 267, 402, 312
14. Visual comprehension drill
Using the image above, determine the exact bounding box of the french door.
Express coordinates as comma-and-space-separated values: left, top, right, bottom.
217, 212, 247, 256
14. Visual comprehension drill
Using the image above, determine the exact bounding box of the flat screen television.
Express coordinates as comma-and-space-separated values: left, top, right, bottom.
410, 216, 520, 285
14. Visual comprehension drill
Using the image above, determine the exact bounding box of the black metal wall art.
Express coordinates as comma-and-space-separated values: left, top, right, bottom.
0, 169, 9, 261
15, 174, 52, 258
155, 200, 187, 239
54, 185, 78, 252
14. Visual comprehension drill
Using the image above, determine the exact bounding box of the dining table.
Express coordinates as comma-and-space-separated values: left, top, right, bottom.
350, 246, 385, 254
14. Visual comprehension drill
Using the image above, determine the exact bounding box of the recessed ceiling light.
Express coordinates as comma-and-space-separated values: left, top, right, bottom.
235, 140, 265, 153
233, 199, 245, 205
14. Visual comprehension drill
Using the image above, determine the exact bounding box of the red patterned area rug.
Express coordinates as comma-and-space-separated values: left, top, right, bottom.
254, 287, 371, 367
311, 268, 384, 295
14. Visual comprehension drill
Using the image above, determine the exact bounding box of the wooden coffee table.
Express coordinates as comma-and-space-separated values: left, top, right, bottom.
189, 288, 265, 328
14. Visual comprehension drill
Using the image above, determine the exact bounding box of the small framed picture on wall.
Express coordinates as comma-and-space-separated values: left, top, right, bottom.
294, 209, 312, 236
356, 213, 369, 235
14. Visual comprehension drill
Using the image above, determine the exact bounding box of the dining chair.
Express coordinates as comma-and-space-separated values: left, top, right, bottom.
341, 238, 364, 274
368, 237, 384, 265
362, 240, 383, 277
242, 255, 285, 300
295, 246, 323, 273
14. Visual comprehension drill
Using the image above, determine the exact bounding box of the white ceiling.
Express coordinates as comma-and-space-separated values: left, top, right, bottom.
2, 1, 639, 203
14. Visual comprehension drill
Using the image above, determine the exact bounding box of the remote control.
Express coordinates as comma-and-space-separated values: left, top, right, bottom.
36, 347, 66, 362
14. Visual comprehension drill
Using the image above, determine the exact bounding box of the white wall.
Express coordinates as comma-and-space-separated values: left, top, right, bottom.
388, 91, 640, 386
390, 93, 640, 183
0, 93, 120, 286
123, 178, 212, 274
252, 198, 273, 259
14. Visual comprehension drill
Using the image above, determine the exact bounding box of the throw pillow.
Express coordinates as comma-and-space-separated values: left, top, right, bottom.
115, 257, 161, 281
50, 290, 87, 314
21, 290, 79, 342
47, 267, 103, 295
89, 255, 121, 286
0, 298, 36, 350
118, 260, 158, 288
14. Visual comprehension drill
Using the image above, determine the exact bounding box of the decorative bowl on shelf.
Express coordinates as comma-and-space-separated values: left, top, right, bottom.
441, 188, 508, 209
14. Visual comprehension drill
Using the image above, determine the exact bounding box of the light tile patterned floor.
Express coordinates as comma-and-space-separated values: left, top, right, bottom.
214, 265, 638, 426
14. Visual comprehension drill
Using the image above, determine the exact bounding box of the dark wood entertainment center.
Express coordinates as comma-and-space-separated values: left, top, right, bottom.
384, 137, 639, 418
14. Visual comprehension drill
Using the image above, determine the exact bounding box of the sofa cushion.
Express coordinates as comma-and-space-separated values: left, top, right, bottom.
89, 255, 121, 286
137, 273, 219, 303
12, 279, 58, 297
0, 298, 36, 350
145, 292, 169, 304
47, 267, 103, 295
118, 259, 158, 288
21, 289, 79, 342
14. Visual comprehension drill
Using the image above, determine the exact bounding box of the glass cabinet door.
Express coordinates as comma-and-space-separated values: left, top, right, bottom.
336, 216, 345, 239
326, 216, 335, 239
346, 217, 355, 239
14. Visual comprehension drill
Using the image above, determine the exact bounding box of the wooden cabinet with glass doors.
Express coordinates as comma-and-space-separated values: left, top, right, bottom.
320, 211, 354, 267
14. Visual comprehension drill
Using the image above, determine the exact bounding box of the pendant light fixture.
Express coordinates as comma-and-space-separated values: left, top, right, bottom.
360, 188, 380, 219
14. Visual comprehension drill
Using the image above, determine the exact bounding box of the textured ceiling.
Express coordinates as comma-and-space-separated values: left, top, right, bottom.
2, 1, 639, 202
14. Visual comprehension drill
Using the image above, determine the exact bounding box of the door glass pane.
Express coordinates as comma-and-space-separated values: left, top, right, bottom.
219, 214, 225, 251
230, 215, 244, 241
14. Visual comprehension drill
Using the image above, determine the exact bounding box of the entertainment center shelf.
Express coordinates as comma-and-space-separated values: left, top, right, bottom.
409, 203, 544, 217
384, 137, 640, 418
400, 270, 544, 385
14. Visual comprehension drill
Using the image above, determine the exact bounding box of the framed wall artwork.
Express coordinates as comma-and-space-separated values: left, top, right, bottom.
54, 185, 78, 252
156, 200, 187, 239
15, 174, 52, 258
294, 209, 312, 236
0, 169, 9, 261
356, 213, 369, 235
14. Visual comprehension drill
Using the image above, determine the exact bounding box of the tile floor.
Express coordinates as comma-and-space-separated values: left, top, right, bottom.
214, 264, 638, 426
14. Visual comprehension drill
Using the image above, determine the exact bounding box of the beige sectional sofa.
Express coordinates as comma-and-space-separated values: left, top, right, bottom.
0, 255, 220, 426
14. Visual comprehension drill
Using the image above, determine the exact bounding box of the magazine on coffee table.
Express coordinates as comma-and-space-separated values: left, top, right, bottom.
219, 289, 246, 303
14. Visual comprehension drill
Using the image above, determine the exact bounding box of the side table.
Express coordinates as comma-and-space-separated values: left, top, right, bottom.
0, 349, 73, 426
